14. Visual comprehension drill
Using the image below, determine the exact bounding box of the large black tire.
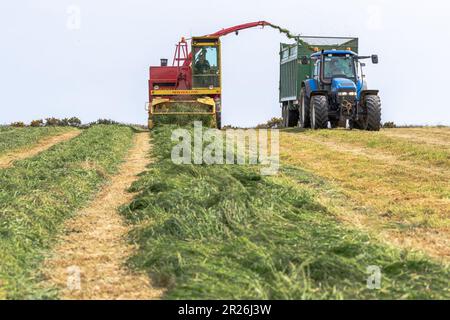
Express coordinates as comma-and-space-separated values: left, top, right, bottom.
357, 95, 381, 131
216, 112, 222, 130
310, 95, 329, 130
299, 88, 310, 128
281, 103, 287, 128
287, 107, 299, 127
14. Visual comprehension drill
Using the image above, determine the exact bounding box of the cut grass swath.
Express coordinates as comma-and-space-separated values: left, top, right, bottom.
122, 126, 449, 299
0, 125, 134, 299
0, 127, 73, 156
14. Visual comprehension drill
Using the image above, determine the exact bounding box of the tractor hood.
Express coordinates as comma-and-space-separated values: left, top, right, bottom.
331, 78, 357, 93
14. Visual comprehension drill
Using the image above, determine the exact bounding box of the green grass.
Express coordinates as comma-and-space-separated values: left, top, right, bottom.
152, 102, 215, 127
0, 125, 134, 299
121, 126, 449, 300
154, 115, 215, 127
0, 127, 73, 156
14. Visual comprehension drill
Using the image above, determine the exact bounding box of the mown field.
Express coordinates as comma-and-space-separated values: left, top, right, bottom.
280, 127, 450, 260
0, 125, 133, 299
121, 126, 449, 299
0, 124, 448, 300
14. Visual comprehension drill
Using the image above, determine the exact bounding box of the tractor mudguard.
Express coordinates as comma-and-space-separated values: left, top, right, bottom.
310, 90, 329, 97
303, 79, 320, 99
359, 90, 379, 103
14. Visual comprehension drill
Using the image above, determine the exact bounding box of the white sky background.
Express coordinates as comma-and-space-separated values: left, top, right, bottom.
1, 0, 449, 126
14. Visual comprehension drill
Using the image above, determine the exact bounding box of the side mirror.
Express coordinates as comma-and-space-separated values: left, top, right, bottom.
371, 55, 379, 64
301, 56, 309, 65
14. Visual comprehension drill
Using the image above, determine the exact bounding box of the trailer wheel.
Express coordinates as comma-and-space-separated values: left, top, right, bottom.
358, 95, 381, 131
299, 88, 310, 128
281, 103, 287, 127
310, 95, 329, 130
287, 107, 299, 127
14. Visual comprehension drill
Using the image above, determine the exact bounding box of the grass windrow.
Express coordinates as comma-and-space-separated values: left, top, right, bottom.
0, 125, 133, 299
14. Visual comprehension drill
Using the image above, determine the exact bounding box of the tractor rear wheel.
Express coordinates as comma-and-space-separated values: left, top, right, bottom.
299, 88, 310, 128
357, 95, 381, 131
310, 95, 329, 130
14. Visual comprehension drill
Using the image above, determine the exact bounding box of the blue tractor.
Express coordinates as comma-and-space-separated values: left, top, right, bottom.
279, 37, 381, 131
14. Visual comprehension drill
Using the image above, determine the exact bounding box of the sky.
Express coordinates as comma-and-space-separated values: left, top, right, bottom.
1, 0, 449, 127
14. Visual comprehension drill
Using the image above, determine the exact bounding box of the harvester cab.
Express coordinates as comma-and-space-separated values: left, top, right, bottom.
280, 37, 382, 131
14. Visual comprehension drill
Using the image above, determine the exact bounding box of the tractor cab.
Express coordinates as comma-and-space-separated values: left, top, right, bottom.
191, 37, 221, 89
311, 50, 364, 98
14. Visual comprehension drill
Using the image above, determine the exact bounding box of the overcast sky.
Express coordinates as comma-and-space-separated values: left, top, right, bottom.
1, 0, 449, 126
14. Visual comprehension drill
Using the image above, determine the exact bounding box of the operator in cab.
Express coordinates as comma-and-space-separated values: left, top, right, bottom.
194, 50, 211, 74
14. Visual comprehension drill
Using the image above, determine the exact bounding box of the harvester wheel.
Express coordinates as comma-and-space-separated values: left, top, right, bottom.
216, 112, 222, 130
299, 88, 310, 128
310, 95, 329, 130
148, 116, 154, 130
358, 95, 381, 131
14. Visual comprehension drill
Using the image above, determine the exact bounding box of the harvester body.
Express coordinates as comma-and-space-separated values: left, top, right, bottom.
148, 37, 222, 129
279, 37, 382, 130
148, 21, 273, 129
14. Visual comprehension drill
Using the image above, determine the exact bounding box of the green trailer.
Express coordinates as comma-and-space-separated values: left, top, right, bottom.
280, 36, 359, 127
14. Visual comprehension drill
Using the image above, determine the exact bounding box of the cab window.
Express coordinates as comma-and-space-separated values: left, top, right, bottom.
313, 61, 320, 79
323, 55, 356, 79
193, 47, 218, 74
192, 46, 220, 88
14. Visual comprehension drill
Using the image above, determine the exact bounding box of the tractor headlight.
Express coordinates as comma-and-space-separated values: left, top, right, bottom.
338, 91, 357, 96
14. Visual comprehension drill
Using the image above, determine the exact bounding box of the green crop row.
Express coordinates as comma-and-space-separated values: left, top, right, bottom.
0, 125, 134, 299
0, 127, 73, 156
121, 126, 449, 300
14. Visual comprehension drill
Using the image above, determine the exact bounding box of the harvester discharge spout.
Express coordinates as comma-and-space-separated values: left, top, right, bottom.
147, 21, 299, 129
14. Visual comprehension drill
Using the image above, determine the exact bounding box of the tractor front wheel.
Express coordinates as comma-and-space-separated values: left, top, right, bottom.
310, 95, 329, 130
357, 95, 381, 131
